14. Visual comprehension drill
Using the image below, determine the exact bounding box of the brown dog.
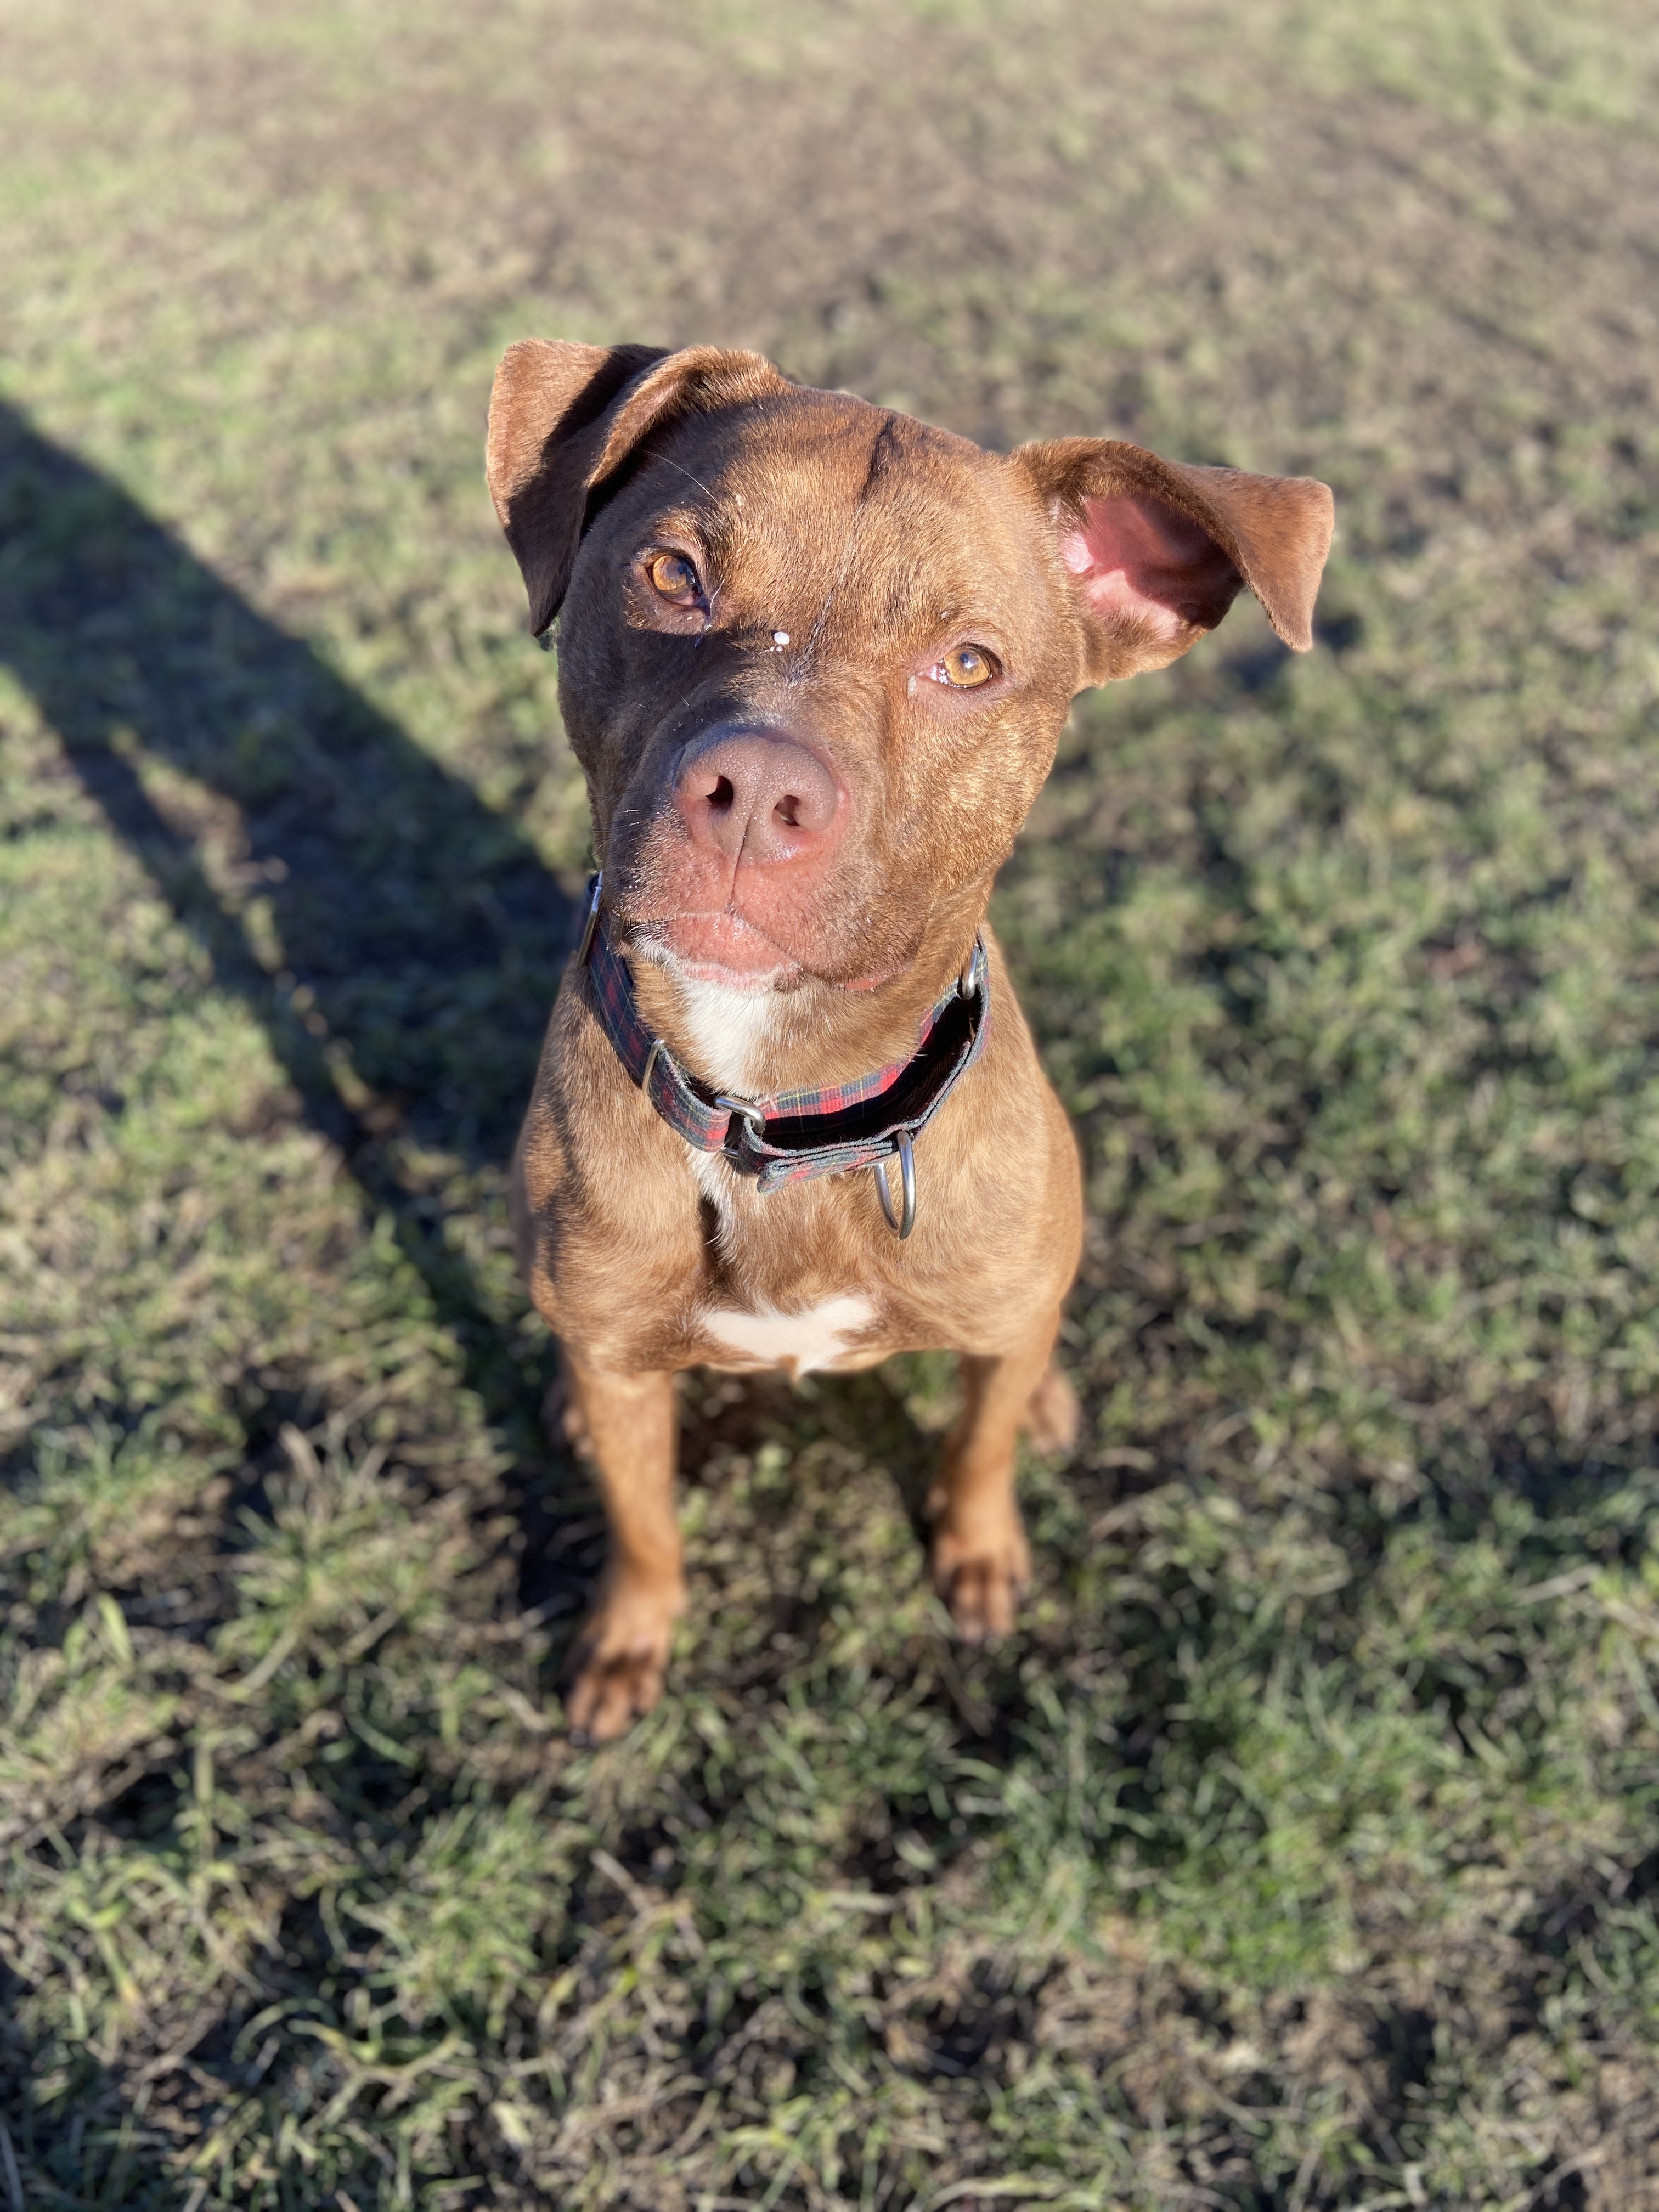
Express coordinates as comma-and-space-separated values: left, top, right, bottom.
486, 343, 1333, 1740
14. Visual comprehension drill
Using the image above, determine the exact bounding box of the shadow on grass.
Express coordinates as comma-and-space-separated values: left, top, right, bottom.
0, 401, 590, 1525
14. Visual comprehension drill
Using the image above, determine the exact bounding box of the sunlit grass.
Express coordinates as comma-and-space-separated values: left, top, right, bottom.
3, 1, 1659, 2204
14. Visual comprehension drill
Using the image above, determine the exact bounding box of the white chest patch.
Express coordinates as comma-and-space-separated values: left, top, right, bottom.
702, 1294, 876, 1375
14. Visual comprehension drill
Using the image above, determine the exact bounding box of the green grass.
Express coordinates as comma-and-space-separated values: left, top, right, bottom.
3, 1, 1659, 2204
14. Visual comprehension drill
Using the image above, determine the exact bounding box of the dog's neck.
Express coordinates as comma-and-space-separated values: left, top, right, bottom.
628, 896, 988, 1102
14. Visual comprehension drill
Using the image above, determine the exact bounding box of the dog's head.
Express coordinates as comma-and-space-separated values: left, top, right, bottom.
488, 342, 1333, 991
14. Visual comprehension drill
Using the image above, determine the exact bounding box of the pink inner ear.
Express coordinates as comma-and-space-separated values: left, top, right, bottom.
1059, 494, 1237, 641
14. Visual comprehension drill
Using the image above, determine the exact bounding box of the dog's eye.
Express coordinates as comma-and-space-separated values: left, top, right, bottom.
646, 551, 703, 607
928, 645, 999, 690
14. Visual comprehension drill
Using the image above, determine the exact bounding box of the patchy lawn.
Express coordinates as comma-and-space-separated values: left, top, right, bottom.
3, 1, 1659, 2204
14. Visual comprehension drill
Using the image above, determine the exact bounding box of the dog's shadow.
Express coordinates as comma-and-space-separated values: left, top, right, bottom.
682, 1364, 943, 1516
0, 403, 582, 1483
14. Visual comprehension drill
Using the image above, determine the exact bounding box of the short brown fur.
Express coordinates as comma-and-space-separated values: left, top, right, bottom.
488, 342, 1333, 1739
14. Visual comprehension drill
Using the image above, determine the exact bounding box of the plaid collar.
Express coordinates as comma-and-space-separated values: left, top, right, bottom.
573, 874, 989, 1227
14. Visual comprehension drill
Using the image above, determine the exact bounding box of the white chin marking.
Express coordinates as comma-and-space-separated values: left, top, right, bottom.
702, 1294, 876, 1375
672, 972, 783, 1093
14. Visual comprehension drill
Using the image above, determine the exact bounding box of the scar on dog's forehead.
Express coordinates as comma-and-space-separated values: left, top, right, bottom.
656, 396, 1032, 636
827, 441, 1052, 648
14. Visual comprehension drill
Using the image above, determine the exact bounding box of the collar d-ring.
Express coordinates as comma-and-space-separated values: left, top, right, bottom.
875, 1128, 917, 1239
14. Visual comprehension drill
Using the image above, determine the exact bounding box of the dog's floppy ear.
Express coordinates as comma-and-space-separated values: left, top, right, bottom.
487, 340, 791, 636
1012, 437, 1335, 685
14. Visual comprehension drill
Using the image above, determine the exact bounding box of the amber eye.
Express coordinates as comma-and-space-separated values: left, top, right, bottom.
928, 644, 998, 690
646, 550, 703, 606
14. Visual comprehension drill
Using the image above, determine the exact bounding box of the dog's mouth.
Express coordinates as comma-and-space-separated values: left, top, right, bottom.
630, 907, 806, 989
627, 907, 901, 993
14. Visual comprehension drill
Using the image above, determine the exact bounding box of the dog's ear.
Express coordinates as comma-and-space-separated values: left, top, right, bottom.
1012, 437, 1335, 684
487, 340, 791, 636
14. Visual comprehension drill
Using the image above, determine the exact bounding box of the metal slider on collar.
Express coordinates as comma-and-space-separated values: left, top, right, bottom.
713, 1093, 766, 1149
576, 871, 603, 966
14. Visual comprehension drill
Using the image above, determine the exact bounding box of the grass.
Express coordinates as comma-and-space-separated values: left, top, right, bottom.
3, 0, 1659, 2203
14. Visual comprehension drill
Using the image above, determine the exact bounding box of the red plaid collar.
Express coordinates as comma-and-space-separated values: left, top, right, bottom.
573, 874, 989, 1220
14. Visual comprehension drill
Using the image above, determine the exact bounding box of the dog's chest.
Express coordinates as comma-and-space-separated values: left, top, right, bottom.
685, 1150, 889, 1371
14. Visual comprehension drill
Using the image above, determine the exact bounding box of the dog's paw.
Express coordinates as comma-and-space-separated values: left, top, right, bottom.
565, 1588, 679, 1742
928, 1510, 1031, 1644
1025, 1359, 1080, 1457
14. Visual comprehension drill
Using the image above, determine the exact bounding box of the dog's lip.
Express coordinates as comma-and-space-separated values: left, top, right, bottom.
630, 907, 805, 987
623, 907, 900, 992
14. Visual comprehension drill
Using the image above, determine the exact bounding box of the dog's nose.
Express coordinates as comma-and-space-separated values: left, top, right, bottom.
673, 730, 842, 865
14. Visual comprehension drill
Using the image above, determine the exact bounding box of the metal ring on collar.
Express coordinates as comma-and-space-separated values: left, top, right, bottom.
876, 1129, 917, 1239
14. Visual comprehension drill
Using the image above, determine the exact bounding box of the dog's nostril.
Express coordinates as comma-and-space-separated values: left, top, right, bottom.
708, 775, 735, 812
775, 793, 801, 828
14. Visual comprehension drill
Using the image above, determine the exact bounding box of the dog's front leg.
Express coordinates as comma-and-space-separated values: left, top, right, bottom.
563, 1357, 684, 1741
928, 1308, 1069, 1642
